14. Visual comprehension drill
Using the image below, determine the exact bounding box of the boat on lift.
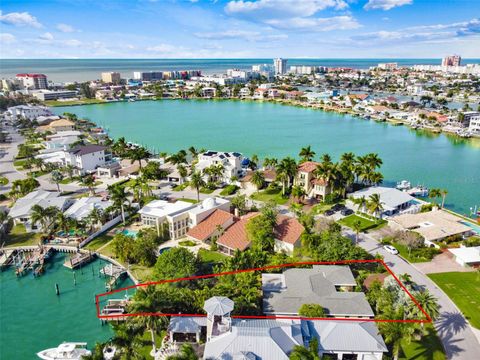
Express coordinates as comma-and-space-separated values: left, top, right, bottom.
407, 185, 429, 197
396, 180, 411, 191
37, 342, 91, 360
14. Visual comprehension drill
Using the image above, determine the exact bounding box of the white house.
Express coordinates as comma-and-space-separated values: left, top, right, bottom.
449, 246, 480, 268
64, 196, 113, 221
195, 151, 244, 184
65, 144, 112, 175
8, 190, 73, 232
139, 197, 230, 240
5, 105, 52, 121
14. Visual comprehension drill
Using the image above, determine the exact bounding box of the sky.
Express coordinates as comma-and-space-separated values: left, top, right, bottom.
0, 0, 479, 59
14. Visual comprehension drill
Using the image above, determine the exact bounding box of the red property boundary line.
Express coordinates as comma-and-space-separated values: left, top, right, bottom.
95, 259, 432, 324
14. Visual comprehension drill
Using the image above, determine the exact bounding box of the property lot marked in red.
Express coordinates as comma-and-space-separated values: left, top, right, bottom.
96, 259, 432, 324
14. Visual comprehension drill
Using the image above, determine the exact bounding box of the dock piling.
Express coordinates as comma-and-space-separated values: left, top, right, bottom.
55, 283, 60, 295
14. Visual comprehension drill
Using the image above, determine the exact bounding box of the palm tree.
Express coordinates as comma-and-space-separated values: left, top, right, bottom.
429, 188, 441, 207
30, 205, 58, 236
251, 171, 265, 192
51, 169, 64, 192
263, 157, 278, 169
411, 290, 440, 322
291, 185, 306, 203
168, 343, 198, 360
440, 189, 448, 208
86, 207, 104, 232
109, 185, 129, 223
351, 195, 367, 213
81, 174, 96, 196
190, 171, 205, 202
299, 145, 315, 163
289, 337, 320, 360
367, 193, 384, 219
112, 137, 129, 157
128, 146, 149, 170
320, 153, 332, 165
352, 220, 362, 245
379, 308, 415, 360
366, 153, 383, 171
275, 157, 297, 195
188, 146, 198, 159
289, 202, 303, 218
55, 211, 72, 235
110, 322, 144, 359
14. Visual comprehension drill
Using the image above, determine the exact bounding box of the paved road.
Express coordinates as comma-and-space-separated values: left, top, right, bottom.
344, 228, 480, 360
0, 126, 25, 194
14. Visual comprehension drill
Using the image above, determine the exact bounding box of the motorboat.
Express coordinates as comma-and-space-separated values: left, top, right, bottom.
407, 185, 429, 197
396, 180, 411, 191
37, 342, 91, 360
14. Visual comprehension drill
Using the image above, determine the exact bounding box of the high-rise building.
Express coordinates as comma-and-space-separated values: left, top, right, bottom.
15, 73, 48, 89
101, 72, 121, 84
273, 58, 288, 75
442, 55, 461, 67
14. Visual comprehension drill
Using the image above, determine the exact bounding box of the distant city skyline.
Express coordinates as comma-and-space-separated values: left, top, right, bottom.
0, 0, 479, 59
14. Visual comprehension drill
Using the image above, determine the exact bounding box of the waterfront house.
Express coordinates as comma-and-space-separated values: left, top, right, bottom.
186, 209, 234, 244
448, 246, 480, 268
48, 119, 76, 132
167, 294, 386, 359
139, 197, 230, 240
63, 196, 113, 221
65, 144, 112, 175
389, 209, 474, 247
9, 190, 73, 232
196, 151, 244, 184
4, 105, 52, 121
240, 169, 277, 192
216, 213, 304, 256
294, 161, 332, 200
350, 186, 418, 217
262, 265, 374, 318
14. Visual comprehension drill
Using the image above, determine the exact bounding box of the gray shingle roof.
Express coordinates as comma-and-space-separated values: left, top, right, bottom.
68, 144, 106, 156
262, 266, 374, 317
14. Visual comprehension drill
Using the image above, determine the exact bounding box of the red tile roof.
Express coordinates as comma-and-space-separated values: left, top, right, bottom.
274, 215, 304, 245
311, 178, 328, 186
186, 209, 233, 241
298, 161, 319, 173
217, 212, 259, 251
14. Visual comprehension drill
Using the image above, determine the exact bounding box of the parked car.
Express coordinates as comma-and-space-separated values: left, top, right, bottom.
331, 204, 345, 212
340, 208, 354, 216
324, 209, 335, 216
159, 194, 169, 200
383, 245, 399, 255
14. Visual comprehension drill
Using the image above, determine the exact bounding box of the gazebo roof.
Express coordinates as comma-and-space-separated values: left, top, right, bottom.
203, 296, 234, 316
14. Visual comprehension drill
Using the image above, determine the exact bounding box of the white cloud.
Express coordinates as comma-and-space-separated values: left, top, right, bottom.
56, 23, 75, 33
0, 11, 42, 28
364, 0, 412, 11
0, 33, 16, 44
63, 39, 82, 47
146, 43, 178, 53
39, 32, 54, 41
194, 29, 288, 41
225, 0, 348, 19
266, 15, 360, 31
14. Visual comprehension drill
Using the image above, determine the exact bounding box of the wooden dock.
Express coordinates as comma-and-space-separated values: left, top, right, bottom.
64, 251, 96, 269
0, 249, 15, 270
100, 298, 130, 322
100, 263, 126, 291
12, 246, 54, 277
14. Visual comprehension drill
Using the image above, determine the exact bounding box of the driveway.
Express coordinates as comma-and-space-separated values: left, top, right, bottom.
344, 227, 480, 359
414, 252, 475, 274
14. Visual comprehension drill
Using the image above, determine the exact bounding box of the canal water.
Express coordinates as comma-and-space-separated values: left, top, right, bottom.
0, 253, 134, 359
54, 100, 480, 215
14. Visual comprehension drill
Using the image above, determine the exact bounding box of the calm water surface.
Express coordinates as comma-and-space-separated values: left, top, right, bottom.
54, 100, 480, 215
0, 253, 133, 359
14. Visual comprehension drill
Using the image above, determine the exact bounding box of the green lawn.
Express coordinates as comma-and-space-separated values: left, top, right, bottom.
84, 234, 113, 251
0, 176, 8, 186
310, 203, 333, 215
399, 324, 446, 360
44, 98, 106, 106
219, 185, 239, 196
428, 272, 480, 329
198, 248, 226, 264
4, 224, 42, 247
177, 198, 199, 204
388, 241, 440, 263
250, 187, 289, 205
59, 178, 74, 184
179, 240, 196, 247
338, 214, 386, 231
200, 187, 215, 194
172, 183, 189, 191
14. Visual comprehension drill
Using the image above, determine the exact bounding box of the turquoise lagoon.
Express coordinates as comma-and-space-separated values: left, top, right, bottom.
54, 100, 480, 215
0, 253, 133, 359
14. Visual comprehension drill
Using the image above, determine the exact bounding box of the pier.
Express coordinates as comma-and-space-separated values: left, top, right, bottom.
100, 263, 127, 291
100, 298, 130, 323
64, 251, 96, 269
12, 246, 54, 277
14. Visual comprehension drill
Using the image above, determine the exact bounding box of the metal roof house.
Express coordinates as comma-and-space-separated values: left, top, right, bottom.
262, 266, 375, 318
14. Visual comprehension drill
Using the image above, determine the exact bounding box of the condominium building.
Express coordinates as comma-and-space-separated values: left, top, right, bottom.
465, 112, 480, 134
101, 72, 121, 84
378, 62, 398, 70
273, 58, 288, 75
442, 55, 461, 67
289, 65, 327, 75
15, 73, 48, 89
133, 71, 163, 81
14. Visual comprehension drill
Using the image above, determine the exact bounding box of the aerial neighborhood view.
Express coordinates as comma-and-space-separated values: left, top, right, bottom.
1, 0, 480, 359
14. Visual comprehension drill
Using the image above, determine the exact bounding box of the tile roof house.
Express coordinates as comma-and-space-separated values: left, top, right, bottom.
216, 213, 304, 256
294, 161, 332, 200
262, 265, 374, 318
186, 209, 234, 243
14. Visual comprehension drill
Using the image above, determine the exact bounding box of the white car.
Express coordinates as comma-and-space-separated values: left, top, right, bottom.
383, 245, 399, 255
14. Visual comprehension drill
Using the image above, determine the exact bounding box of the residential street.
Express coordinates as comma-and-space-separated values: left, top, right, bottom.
344, 228, 480, 360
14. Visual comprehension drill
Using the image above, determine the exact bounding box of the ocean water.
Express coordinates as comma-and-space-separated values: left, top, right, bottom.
53, 100, 480, 216
2, 58, 480, 82
0, 253, 134, 359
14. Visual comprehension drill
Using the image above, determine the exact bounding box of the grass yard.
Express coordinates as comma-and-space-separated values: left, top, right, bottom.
310, 202, 333, 215
4, 224, 42, 247
399, 324, 446, 360
198, 248, 227, 264
44, 98, 106, 106
179, 240, 196, 247
200, 187, 215, 194
338, 214, 386, 232
250, 187, 289, 205
172, 183, 189, 191
129, 264, 155, 283
84, 233, 113, 251
219, 184, 239, 196
0, 176, 8, 186
428, 272, 480, 329
177, 198, 199, 203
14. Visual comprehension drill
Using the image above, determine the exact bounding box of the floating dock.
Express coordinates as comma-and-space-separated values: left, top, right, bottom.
64, 251, 96, 269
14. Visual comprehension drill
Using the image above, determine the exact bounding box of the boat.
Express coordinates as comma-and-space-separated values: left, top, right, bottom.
37, 342, 91, 360
396, 180, 411, 191
407, 185, 429, 197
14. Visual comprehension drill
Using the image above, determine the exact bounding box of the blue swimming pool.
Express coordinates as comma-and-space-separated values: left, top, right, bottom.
460, 221, 480, 235
121, 229, 138, 237
158, 247, 172, 254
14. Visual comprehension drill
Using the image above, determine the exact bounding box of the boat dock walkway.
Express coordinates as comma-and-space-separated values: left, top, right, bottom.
100, 298, 130, 322
64, 251, 96, 269
100, 263, 127, 291
13, 246, 54, 277
0, 249, 16, 269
